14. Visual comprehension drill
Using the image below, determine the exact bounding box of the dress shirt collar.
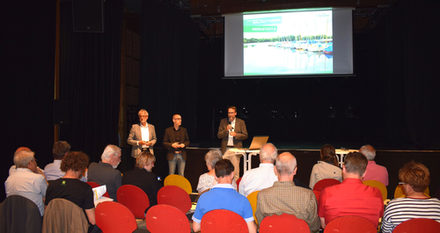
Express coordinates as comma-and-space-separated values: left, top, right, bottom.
14, 167, 33, 173
173, 126, 181, 131
259, 163, 274, 168
140, 122, 148, 128
342, 178, 363, 184
213, 183, 235, 189
368, 160, 377, 165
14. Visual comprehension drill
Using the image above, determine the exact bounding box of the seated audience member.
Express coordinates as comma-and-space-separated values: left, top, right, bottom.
196, 149, 223, 194
381, 161, 440, 233
9, 146, 40, 175
122, 151, 162, 206
45, 151, 96, 228
5, 149, 47, 216
239, 143, 278, 197
256, 152, 320, 232
318, 152, 383, 228
87, 144, 122, 201
192, 159, 256, 233
44, 140, 71, 181
309, 144, 342, 189
359, 144, 389, 186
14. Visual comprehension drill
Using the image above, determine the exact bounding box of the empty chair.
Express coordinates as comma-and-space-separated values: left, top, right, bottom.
95, 201, 137, 233
87, 181, 110, 198
324, 215, 377, 233
145, 204, 190, 233
313, 179, 340, 192
157, 185, 192, 214
363, 180, 388, 201
0, 195, 42, 233
117, 184, 150, 219
201, 209, 248, 233
246, 190, 259, 224
164, 174, 193, 194
393, 218, 440, 233
259, 213, 310, 233
42, 198, 89, 233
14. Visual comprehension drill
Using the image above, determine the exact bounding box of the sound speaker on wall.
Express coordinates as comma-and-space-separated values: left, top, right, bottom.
72, 0, 104, 33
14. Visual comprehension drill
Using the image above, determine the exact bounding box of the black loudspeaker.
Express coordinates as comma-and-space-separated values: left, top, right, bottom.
72, 0, 104, 33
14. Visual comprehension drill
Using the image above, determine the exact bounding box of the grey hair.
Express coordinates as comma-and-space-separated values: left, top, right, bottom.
14, 150, 35, 168
101, 144, 121, 162
204, 149, 223, 168
275, 152, 297, 175
259, 143, 278, 162
359, 145, 376, 160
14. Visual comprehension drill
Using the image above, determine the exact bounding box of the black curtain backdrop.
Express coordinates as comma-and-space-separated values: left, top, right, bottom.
139, 1, 199, 144
58, 0, 123, 161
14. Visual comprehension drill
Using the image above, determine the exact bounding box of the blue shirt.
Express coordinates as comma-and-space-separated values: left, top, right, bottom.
192, 183, 254, 223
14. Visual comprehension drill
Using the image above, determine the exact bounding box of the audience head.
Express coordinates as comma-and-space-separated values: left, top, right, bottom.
398, 161, 430, 193
320, 144, 338, 166
359, 144, 376, 161
227, 106, 237, 121
259, 143, 278, 163
343, 152, 368, 178
15, 146, 31, 154
204, 149, 223, 170
214, 159, 234, 179
136, 151, 156, 172
52, 140, 71, 160
14, 149, 37, 171
275, 152, 297, 177
138, 109, 149, 125
60, 151, 89, 176
101, 144, 121, 168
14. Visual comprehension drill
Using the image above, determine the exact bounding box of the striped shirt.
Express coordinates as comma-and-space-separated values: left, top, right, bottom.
381, 197, 440, 233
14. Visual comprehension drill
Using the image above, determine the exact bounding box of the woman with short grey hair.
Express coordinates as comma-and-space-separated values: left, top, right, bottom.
196, 149, 228, 194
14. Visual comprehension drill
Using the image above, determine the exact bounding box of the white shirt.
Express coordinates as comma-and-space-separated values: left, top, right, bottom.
140, 123, 150, 148
5, 168, 47, 216
227, 119, 236, 146
239, 163, 278, 197
44, 160, 64, 181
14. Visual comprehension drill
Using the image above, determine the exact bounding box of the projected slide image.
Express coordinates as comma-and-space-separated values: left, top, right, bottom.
243, 10, 333, 76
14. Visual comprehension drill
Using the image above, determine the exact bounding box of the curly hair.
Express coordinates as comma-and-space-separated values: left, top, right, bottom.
60, 151, 89, 172
399, 161, 430, 192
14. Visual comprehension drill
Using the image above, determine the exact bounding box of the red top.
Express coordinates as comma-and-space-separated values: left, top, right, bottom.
364, 161, 389, 186
318, 178, 384, 227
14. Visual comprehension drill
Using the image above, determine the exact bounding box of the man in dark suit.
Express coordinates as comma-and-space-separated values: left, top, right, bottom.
217, 106, 248, 180
127, 109, 157, 158
163, 114, 190, 176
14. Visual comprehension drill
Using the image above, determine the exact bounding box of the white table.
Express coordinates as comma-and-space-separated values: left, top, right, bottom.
335, 149, 358, 167
227, 148, 260, 173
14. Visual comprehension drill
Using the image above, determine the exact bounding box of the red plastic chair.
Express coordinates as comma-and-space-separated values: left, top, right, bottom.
117, 184, 150, 219
95, 201, 137, 233
324, 215, 376, 233
236, 177, 242, 192
393, 218, 440, 233
259, 213, 310, 233
313, 179, 341, 192
201, 209, 248, 233
145, 204, 191, 233
157, 185, 192, 214
313, 190, 321, 203
87, 181, 110, 198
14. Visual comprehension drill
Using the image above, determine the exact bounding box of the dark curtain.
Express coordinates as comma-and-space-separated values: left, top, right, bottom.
59, 0, 123, 161
140, 1, 199, 143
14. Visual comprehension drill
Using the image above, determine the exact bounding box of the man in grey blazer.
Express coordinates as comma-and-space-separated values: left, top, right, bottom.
127, 109, 157, 158
217, 106, 248, 180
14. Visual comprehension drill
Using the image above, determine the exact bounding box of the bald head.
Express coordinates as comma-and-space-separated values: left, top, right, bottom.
275, 152, 297, 176
359, 144, 376, 160
259, 143, 278, 163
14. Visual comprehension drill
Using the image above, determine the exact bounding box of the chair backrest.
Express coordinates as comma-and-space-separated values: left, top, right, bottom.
157, 185, 192, 214
0, 195, 42, 233
393, 218, 440, 233
117, 184, 150, 219
201, 209, 248, 233
394, 184, 430, 198
87, 181, 110, 198
323, 215, 377, 233
363, 180, 388, 201
259, 213, 310, 233
313, 179, 341, 192
42, 198, 89, 233
313, 190, 321, 203
164, 174, 193, 194
246, 190, 259, 224
145, 204, 191, 233
95, 201, 137, 233
236, 177, 242, 192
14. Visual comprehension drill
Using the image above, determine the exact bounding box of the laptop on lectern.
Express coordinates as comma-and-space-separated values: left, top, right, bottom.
247, 136, 269, 150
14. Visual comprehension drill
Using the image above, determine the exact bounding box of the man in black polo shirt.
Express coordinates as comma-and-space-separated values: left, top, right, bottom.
163, 114, 190, 176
